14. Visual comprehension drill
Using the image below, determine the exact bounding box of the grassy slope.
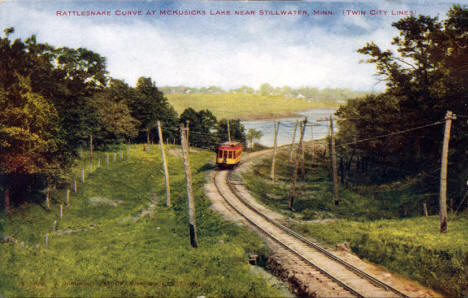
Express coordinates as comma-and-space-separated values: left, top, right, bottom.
167, 93, 336, 119
242, 151, 468, 296
0, 145, 284, 297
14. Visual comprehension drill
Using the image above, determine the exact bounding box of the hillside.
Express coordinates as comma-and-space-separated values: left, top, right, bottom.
166, 93, 337, 120
0, 145, 287, 297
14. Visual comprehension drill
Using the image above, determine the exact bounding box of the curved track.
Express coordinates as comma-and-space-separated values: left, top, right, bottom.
212, 167, 409, 298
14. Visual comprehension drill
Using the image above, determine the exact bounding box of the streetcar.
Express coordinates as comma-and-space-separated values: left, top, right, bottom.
216, 141, 243, 168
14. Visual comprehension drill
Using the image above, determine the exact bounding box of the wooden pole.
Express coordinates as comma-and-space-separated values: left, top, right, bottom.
288, 119, 307, 211
74, 180, 77, 192
97, 159, 100, 168
120, 151, 123, 160
423, 203, 428, 217
82, 168, 85, 183
180, 124, 198, 248
186, 120, 190, 148
66, 189, 70, 206
60, 204, 63, 219
46, 185, 50, 210
330, 115, 339, 206
289, 120, 299, 162
270, 120, 279, 181
158, 121, 171, 207
439, 110, 455, 233
89, 134, 93, 160
227, 120, 231, 143
300, 121, 306, 179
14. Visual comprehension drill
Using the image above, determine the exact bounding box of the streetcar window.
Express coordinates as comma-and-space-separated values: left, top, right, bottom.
228, 151, 232, 159
218, 150, 222, 158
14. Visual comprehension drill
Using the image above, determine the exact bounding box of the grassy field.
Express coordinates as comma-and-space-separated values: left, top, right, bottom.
0, 145, 287, 297
242, 150, 468, 296
167, 93, 337, 119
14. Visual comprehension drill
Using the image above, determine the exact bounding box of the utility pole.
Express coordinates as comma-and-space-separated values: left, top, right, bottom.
288, 118, 307, 211
270, 120, 279, 181
440, 110, 456, 233
227, 120, 231, 143
186, 120, 190, 148
289, 120, 298, 162
89, 134, 93, 159
158, 121, 171, 207
180, 124, 198, 248
300, 121, 306, 179
329, 115, 339, 206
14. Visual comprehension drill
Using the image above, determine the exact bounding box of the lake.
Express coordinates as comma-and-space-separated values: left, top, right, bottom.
242, 108, 336, 147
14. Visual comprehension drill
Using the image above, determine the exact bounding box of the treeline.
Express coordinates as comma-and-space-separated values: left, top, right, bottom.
0, 27, 245, 210
160, 85, 370, 103
334, 6, 467, 209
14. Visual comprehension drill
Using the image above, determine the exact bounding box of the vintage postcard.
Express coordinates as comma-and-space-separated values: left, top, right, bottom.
0, 0, 466, 297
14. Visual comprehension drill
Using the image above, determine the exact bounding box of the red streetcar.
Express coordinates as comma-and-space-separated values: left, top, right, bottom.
216, 141, 243, 168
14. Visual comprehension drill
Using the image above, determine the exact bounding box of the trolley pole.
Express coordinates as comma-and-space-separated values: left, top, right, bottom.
180, 124, 198, 248
227, 120, 231, 143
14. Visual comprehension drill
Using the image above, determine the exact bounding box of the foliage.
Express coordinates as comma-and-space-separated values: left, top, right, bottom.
128, 77, 178, 144
295, 215, 468, 297
246, 129, 263, 149
216, 119, 247, 147
336, 5, 468, 207
0, 146, 284, 297
0, 29, 180, 209
179, 108, 218, 150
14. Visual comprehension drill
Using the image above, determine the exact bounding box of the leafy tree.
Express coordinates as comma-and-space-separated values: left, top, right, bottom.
246, 129, 263, 149
127, 77, 178, 144
0, 73, 63, 210
179, 108, 218, 150
337, 5, 467, 204
216, 119, 247, 147
258, 83, 274, 96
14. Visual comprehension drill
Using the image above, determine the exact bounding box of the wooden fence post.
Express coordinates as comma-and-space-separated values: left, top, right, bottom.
66, 189, 70, 206
60, 204, 63, 219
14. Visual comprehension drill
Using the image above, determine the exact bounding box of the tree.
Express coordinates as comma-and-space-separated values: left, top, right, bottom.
246, 129, 263, 149
337, 5, 468, 205
127, 77, 178, 144
216, 119, 247, 147
179, 108, 218, 150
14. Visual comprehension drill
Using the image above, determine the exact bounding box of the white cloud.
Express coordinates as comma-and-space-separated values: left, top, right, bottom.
0, 1, 452, 91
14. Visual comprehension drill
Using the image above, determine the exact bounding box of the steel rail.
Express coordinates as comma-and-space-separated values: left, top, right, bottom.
229, 154, 409, 297
213, 170, 368, 297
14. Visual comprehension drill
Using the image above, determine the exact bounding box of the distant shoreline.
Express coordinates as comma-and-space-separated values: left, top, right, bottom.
238, 111, 303, 121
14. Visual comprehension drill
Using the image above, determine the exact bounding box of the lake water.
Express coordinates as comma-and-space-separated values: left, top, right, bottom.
242, 108, 336, 147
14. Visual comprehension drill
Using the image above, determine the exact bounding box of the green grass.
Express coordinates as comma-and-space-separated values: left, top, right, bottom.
167, 93, 337, 119
241, 150, 468, 296
0, 144, 285, 297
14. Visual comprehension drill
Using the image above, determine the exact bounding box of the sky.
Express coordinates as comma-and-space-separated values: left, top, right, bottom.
0, 0, 461, 91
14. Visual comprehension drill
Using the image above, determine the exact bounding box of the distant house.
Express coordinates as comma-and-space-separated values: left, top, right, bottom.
296, 94, 305, 99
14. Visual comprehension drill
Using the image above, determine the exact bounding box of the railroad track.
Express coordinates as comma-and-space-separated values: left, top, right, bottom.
212, 167, 409, 298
